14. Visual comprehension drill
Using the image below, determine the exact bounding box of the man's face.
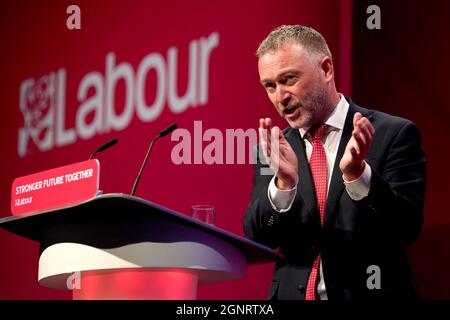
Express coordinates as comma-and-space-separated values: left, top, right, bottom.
258, 42, 330, 129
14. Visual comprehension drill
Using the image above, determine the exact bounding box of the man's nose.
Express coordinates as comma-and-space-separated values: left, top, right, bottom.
276, 86, 291, 107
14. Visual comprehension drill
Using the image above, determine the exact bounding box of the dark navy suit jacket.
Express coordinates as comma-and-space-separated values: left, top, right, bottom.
243, 98, 426, 300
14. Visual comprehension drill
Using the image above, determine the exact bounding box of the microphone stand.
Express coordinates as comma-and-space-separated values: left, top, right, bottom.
130, 135, 160, 196
130, 123, 177, 196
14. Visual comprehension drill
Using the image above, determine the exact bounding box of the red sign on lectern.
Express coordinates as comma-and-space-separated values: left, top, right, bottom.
11, 160, 100, 216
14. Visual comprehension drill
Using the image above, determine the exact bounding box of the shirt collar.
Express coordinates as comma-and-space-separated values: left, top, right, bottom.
299, 94, 349, 138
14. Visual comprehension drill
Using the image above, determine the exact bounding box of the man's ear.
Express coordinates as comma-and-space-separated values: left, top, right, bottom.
320, 56, 334, 82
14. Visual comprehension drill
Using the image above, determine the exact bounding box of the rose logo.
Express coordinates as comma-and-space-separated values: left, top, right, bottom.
18, 73, 55, 156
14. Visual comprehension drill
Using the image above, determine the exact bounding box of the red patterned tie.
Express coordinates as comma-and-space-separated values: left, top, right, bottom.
305, 124, 328, 300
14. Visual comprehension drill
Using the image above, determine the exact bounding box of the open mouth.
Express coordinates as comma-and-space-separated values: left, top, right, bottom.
283, 105, 298, 115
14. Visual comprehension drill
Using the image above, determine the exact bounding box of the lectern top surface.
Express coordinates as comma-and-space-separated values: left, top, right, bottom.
0, 193, 280, 265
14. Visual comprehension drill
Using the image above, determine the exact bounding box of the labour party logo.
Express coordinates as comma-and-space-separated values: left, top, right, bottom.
18, 73, 56, 157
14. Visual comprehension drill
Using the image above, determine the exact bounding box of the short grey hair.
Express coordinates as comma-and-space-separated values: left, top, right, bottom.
256, 25, 332, 61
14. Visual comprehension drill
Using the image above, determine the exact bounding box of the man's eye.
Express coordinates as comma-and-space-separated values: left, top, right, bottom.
286, 75, 297, 83
264, 83, 275, 90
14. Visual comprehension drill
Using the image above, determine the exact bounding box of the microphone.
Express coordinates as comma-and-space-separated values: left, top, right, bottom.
89, 138, 118, 160
159, 123, 177, 137
131, 123, 177, 196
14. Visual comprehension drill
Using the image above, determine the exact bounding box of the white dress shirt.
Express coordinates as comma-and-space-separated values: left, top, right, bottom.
267, 94, 372, 299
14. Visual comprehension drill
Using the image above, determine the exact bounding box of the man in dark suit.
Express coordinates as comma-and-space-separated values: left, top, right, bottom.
243, 25, 426, 300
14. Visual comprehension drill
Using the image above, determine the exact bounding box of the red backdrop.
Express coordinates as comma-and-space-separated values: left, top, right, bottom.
0, 0, 352, 299
352, 0, 450, 299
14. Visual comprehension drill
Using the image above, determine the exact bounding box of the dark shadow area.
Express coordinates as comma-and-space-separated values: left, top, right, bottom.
353, 0, 450, 299
409, 225, 450, 299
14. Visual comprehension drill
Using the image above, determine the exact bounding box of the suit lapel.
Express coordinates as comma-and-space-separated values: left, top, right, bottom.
285, 99, 369, 226
285, 129, 318, 216
324, 101, 364, 227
